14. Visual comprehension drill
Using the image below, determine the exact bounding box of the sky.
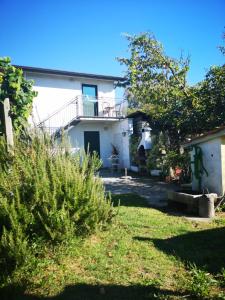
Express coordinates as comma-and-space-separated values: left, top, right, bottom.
0, 0, 224, 86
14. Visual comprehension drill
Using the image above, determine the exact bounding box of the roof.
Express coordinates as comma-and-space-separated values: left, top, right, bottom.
127, 111, 149, 119
15, 65, 125, 82
183, 125, 225, 148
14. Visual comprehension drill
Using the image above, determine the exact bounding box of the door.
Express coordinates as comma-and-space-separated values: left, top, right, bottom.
82, 84, 98, 116
84, 131, 100, 157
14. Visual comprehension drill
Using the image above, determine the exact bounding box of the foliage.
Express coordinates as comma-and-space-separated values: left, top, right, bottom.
146, 133, 167, 173
0, 57, 37, 134
118, 32, 225, 146
0, 134, 112, 271
1, 194, 225, 299
117, 33, 191, 151
188, 264, 217, 298
146, 132, 190, 179
129, 134, 140, 165
219, 268, 225, 288
111, 143, 119, 155
193, 65, 225, 132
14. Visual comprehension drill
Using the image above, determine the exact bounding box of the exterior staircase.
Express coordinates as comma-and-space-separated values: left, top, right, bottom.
37, 96, 127, 137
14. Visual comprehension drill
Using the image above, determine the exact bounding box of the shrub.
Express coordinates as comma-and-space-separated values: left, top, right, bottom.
147, 132, 191, 181
188, 264, 216, 298
219, 268, 225, 288
130, 135, 140, 166
0, 134, 112, 271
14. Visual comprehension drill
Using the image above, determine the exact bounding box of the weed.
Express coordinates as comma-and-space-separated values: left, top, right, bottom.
188, 264, 217, 298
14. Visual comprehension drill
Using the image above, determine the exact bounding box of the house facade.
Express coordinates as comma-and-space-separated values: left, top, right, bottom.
19, 66, 133, 168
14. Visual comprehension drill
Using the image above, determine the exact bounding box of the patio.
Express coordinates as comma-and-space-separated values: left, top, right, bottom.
100, 169, 178, 207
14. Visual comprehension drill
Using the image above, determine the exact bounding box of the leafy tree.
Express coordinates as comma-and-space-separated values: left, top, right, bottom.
118, 32, 225, 146
117, 33, 192, 150
194, 65, 225, 131
0, 57, 37, 134
190, 32, 225, 132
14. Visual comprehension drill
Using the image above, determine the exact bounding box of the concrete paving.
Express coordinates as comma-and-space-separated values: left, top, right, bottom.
99, 169, 178, 208
99, 170, 214, 222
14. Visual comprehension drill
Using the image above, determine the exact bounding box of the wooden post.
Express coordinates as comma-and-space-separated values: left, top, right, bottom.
3, 98, 14, 149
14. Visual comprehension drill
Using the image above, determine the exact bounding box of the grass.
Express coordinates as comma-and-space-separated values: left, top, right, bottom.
1, 193, 225, 300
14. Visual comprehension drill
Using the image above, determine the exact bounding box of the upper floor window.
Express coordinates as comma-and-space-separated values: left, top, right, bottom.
82, 84, 98, 99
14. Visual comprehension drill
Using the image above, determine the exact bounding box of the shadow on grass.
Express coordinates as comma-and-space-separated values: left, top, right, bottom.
134, 226, 225, 274
111, 193, 149, 208
0, 283, 188, 300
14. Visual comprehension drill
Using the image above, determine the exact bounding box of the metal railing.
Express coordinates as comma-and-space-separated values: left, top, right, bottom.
38, 96, 127, 131
77, 95, 127, 118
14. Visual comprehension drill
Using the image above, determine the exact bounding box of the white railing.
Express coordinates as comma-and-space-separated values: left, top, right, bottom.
37, 96, 127, 134
77, 95, 127, 118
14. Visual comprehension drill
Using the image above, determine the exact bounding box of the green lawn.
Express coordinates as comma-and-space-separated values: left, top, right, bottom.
1, 194, 225, 300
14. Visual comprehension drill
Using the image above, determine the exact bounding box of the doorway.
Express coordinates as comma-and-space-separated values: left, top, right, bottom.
82, 84, 98, 116
84, 131, 100, 157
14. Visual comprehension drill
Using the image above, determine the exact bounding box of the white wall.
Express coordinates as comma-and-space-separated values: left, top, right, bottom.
68, 118, 132, 168
25, 72, 116, 125
190, 138, 223, 195
68, 122, 114, 168
221, 137, 225, 195
111, 118, 132, 169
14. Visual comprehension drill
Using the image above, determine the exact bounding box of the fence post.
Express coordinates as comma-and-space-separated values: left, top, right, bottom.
2, 98, 14, 149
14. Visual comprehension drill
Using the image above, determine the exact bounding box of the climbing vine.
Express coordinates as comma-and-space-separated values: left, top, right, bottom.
0, 57, 37, 134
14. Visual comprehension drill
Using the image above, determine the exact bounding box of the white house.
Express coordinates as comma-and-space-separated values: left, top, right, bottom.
18, 66, 133, 168
183, 126, 225, 196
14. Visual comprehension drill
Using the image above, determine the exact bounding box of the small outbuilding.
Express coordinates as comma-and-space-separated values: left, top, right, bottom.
183, 126, 225, 196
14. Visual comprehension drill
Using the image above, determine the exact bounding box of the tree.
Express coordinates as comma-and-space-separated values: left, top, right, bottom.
117, 33, 192, 150
0, 57, 37, 135
189, 31, 225, 131
194, 65, 225, 131
118, 32, 225, 146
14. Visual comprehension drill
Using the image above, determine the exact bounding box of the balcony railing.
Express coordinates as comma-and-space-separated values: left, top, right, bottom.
77, 95, 127, 118
38, 95, 127, 132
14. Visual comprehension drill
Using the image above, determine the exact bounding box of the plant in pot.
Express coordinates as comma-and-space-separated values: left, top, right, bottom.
110, 144, 119, 171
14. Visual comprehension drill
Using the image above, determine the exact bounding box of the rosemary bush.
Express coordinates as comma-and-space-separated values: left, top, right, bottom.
0, 134, 112, 270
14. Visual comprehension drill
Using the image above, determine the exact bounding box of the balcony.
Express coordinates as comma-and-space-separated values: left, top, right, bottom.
76, 95, 127, 118
38, 95, 127, 133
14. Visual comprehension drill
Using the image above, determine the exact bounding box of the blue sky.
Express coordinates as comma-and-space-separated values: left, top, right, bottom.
1, 0, 224, 86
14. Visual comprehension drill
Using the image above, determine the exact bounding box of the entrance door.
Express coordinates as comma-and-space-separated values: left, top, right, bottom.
82, 84, 98, 116
84, 131, 100, 157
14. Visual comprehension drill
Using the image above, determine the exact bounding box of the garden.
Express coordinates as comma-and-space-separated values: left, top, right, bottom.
0, 30, 225, 299
1, 193, 225, 299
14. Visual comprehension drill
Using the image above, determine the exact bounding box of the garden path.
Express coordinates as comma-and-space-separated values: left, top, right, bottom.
100, 169, 178, 207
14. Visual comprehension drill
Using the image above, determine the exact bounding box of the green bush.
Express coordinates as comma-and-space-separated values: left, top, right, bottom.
219, 268, 225, 288
130, 135, 140, 166
147, 132, 191, 181
188, 264, 216, 298
0, 134, 112, 270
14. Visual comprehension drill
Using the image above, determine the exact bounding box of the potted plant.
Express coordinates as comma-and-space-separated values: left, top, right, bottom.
110, 144, 119, 171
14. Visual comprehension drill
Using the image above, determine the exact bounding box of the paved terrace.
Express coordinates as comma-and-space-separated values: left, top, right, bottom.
100, 169, 178, 208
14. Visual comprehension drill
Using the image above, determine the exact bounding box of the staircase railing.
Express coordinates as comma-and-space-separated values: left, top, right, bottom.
37, 96, 127, 135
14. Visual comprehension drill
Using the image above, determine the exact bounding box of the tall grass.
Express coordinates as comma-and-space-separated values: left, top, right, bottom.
0, 133, 112, 272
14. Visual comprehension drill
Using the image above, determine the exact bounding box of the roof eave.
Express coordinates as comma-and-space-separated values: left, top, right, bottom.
183, 127, 225, 148
14, 65, 126, 82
